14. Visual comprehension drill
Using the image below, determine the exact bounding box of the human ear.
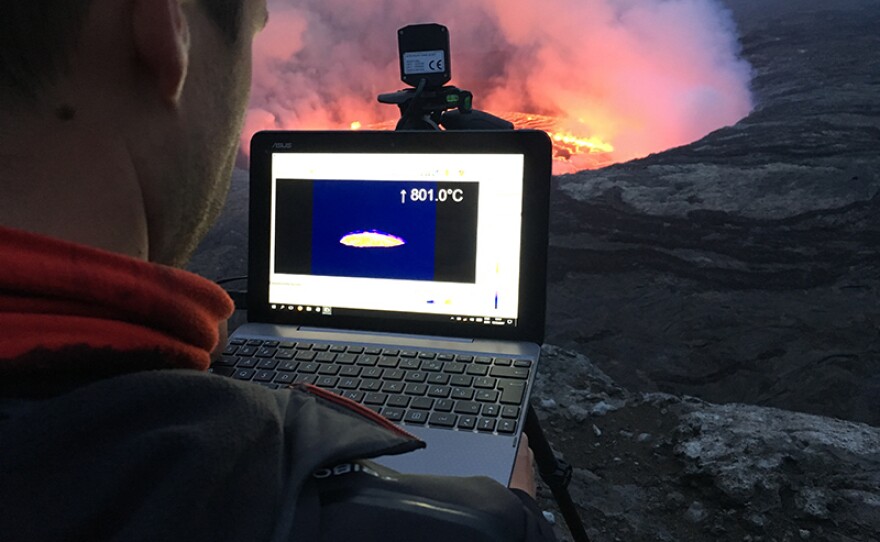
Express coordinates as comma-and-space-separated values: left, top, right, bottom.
131, 0, 190, 105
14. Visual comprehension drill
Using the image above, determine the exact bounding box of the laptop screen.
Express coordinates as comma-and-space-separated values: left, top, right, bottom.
248, 131, 550, 343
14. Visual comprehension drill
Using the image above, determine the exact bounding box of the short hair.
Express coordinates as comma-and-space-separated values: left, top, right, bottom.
0, 0, 242, 102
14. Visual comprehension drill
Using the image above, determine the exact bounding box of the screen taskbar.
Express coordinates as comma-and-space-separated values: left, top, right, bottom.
268, 303, 518, 328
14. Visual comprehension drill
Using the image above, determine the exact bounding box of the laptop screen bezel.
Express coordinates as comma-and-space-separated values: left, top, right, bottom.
247, 130, 550, 344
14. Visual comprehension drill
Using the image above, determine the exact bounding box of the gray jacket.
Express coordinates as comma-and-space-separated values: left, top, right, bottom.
0, 370, 555, 541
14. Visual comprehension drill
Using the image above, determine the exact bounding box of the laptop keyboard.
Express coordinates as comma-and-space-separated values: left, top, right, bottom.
209, 337, 531, 435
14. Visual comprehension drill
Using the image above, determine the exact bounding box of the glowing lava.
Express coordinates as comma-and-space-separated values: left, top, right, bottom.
340, 230, 406, 248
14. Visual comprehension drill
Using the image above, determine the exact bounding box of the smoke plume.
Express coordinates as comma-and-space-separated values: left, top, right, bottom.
244, 0, 753, 172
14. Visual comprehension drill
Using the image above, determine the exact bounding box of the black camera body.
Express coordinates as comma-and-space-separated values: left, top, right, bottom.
379, 23, 512, 131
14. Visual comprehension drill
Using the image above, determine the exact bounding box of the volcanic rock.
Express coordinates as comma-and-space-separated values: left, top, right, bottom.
534, 346, 880, 542
546, 0, 880, 425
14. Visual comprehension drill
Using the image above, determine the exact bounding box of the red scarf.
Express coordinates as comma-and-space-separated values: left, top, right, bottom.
0, 226, 234, 373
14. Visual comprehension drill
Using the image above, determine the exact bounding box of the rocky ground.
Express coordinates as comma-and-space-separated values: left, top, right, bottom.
189, 0, 880, 539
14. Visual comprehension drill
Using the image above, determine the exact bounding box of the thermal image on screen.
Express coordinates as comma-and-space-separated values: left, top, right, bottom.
340, 230, 406, 248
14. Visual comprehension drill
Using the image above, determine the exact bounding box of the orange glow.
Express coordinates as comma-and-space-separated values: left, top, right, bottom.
244, 0, 753, 175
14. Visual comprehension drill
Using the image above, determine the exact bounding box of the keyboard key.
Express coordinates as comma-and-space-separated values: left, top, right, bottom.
382, 407, 404, 422
258, 359, 279, 370
329, 344, 347, 353
381, 381, 405, 394
457, 416, 477, 430
338, 378, 361, 390
404, 410, 428, 424
455, 354, 474, 362
399, 359, 421, 370
466, 365, 489, 376
234, 369, 255, 381
274, 372, 295, 385
382, 348, 401, 356
295, 375, 318, 385
316, 376, 338, 388
214, 355, 237, 367
501, 406, 520, 419
275, 351, 295, 361
474, 356, 493, 365
348, 346, 365, 354
411, 397, 434, 410
364, 347, 383, 355
263, 340, 280, 348
254, 370, 275, 382
473, 377, 497, 389
222, 344, 239, 356
489, 366, 530, 380
404, 372, 427, 383
428, 386, 451, 398
427, 373, 450, 385
498, 420, 517, 434
514, 359, 532, 368
238, 346, 257, 357
295, 351, 317, 362
278, 361, 299, 372
450, 375, 473, 387
210, 366, 235, 377
317, 364, 340, 376
360, 380, 382, 392
337, 353, 358, 365
404, 384, 428, 396
475, 390, 499, 403
342, 391, 364, 402
237, 357, 258, 369
493, 358, 513, 366
382, 369, 405, 381
364, 393, 387, 405
378, 356, 399, 368
429, 413, 457, 428
312, 343, 330, 352
418, 352, 436, 360
444, 363, 466, 375
230, 338, 246, 346
316, 352, 337, 363
400, 350, 418, 358
295, 342, 313, 350
435, 399, 454, 412
279, 342, 296, 349
482, 404, 500, 417
498, 380, 526, 405
298, 362, 319, 374
256, 347, 277, 358
386, 395, 410, 408
477, 418, 496, 432
356, 355, 378, 366
339, 366, 362, 377
246, 339, 263, 347
362, 368, 383, 379
451, 388, 474, 401
422, 360, 444, 372
454, 402, 481, 415
437, 353, 455, 362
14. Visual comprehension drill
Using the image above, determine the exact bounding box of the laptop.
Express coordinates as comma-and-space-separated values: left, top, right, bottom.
216, 129, 551, 484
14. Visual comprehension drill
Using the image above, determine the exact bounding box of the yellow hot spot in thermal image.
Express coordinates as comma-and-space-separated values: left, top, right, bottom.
340, 230, 406, 248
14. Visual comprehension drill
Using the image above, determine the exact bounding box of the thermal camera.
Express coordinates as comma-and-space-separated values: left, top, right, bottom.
398, 23, 452, 89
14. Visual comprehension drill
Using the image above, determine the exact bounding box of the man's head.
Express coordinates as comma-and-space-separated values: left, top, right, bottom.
0, 1, 244, 103
0, 0, 268, 266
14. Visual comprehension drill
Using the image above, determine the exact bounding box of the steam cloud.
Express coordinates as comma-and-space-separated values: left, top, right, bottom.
244, 0, 753, 171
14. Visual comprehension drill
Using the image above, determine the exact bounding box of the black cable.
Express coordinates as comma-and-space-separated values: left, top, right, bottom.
215, 276, 247, 286
525, 405, 591, 542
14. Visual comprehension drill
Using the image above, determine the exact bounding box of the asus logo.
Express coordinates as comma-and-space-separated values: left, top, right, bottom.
272, 142, 292, 149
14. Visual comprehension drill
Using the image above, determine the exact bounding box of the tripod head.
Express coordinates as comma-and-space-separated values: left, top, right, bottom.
377, 24, 513, 131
